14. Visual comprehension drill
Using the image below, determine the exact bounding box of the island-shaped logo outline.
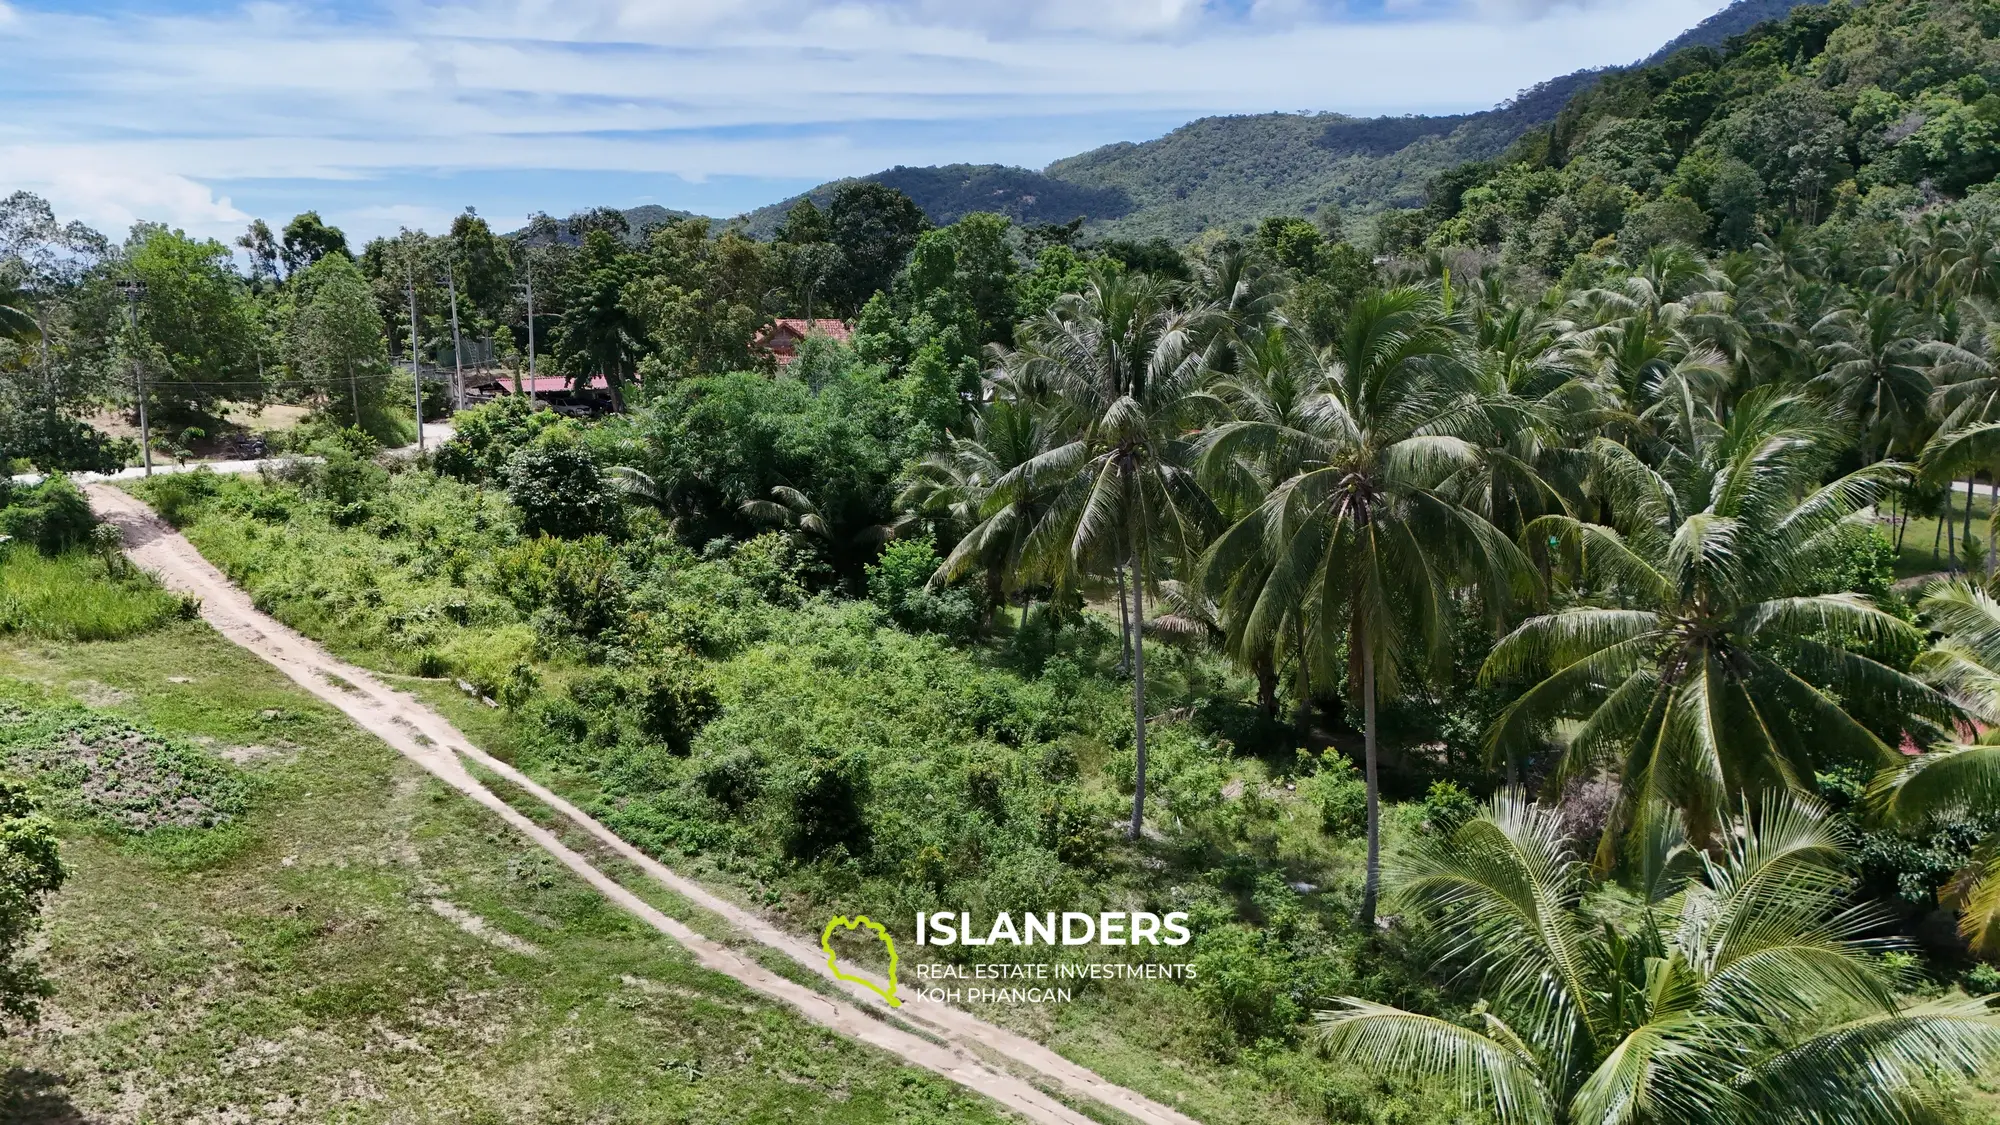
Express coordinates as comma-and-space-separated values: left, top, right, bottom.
821, 914, 902, 1007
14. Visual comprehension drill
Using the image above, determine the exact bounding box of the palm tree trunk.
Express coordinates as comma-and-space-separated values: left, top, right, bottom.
1254, 655, 1278, 718
1936, 503, 1948, 565
1965, 477, 1977, 570
1360, 628, 1382, 929
985, 563, 1005, 631
1126, 548, 1150, 842
1115, 565, 1132, 674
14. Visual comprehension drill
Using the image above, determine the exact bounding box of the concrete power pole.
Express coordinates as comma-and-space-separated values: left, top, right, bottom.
407, 272, 424, 453
445, 267, 466, 412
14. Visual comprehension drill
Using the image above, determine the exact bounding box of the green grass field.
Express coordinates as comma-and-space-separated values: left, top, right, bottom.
0, 621, 1010, 1124
1885, 489, 1997, 580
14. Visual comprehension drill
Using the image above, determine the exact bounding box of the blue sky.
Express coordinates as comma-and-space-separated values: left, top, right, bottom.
0, 0, 1731, 244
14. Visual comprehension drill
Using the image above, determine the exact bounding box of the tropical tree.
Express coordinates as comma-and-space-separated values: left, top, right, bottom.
997, 265, 1218, 840
1315, 790, 2000, 1125
1482, 391, 1953, 860
1872, 578, 2000, 956
1201, 285, 1537, 923
901, 397, 1060, 626
1809, 295, 1938, 462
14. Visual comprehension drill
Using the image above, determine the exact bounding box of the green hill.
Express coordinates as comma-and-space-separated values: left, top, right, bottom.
589, 0, 1837, 244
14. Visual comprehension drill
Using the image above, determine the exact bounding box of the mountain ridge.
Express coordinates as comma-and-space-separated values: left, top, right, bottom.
594, 0, 1826, 244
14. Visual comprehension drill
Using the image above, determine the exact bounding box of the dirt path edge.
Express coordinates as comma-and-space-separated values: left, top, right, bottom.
86, 483, 1199, 1125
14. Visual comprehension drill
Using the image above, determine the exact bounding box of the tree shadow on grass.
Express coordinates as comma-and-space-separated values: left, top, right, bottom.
0, 1068, 92, 1124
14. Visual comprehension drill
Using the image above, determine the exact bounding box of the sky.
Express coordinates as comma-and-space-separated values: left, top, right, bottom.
0, 0, 1734, 245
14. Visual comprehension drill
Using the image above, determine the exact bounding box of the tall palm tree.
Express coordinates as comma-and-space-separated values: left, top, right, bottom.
1872, 578, 2000, 956
1316, 789, 2000, 1125
1201, 286, 1537, 923
1482, 391, 1953, 858
1809, 295, 1938, 462
998, 266, 1218, 840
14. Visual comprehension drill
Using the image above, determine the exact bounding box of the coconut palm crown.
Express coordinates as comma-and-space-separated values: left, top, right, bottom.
1482, 390, 1954, 856
1315, 790, 2000, 1125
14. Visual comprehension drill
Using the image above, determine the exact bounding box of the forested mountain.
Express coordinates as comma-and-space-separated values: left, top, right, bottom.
731, 0, 1830, 242
1393, 0, 1999, 274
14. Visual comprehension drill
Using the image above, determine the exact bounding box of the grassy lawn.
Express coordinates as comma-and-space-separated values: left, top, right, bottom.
1885, 488, 1995, 580
0, 621, 1009, 1124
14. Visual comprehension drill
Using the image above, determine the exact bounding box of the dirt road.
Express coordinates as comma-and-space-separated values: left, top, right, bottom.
86, 483, 1200, 1125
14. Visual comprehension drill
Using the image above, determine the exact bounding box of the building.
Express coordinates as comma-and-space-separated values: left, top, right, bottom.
466, 373, 617, 416
757, 318, 852, 367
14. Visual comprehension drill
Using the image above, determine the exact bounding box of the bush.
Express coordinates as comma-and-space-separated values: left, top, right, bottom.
142, 469, 221, 529
866, 539, 980, 638
493, 535, 627, 640
775, 751, 870, 861
636, 654, 721, 754
504, 440, 619, 540
1420, 780, 1479, 835
434, 396, 562, 484
0, 477, 96, 555
0, 777, 63, 1025
1297, 751, 1368, 837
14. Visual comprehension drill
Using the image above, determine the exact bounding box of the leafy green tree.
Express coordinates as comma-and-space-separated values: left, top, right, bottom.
553, 230, 647, 410
1202, 286, 1535, 923
1001, 265, 1218, 839
125, 224, 263, 418
628, 219, 772, 378
826, 182, 930, 316
287, 254, 394, 436
1483, 392, 1951, 859
1316, 790, 2000, 1125
280, 210, 350, 276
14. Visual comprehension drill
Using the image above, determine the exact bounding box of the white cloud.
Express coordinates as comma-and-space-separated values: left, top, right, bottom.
0, 0, 1732, 239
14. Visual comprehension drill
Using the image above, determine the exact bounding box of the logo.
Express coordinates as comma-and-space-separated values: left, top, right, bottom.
821, 915, 902, 1007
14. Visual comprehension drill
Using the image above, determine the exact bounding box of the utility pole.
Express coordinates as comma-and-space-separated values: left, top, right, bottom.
116, 279, 151, 476
445, 265, 466, 412
407, 271, 424, 453
523, 238, 536, 402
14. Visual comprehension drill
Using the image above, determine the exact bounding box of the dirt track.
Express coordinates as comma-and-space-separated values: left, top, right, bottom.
86, 483, 1201, 1125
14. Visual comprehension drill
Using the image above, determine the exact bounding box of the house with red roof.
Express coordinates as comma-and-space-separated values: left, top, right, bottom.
757, 318, 852, 367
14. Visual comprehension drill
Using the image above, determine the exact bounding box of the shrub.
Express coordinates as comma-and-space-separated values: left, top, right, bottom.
776, 752, 870, 861
0, 477, 96, 555
729, 532, 809, 604
504, 440, 619, 540
434, 396, 562, 483
636, 654, 721, 754
866, 538, 979, 638
142, 469, 221, 529
1297, 751, 1367, 837
0, 778, 63, 1025
1420, 780, 1479, 835
494, 535, 627, 640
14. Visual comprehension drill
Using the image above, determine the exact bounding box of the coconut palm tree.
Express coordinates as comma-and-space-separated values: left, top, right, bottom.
1201, 285, 1537, 924
899, 397, 1060, 626
1315, 789, 2000, 1125
1871, 579, 2000, 956
0, 283, 35, 340
1482, 390, 1954, 860
1810, 295, 1938, 462
996, 265, 1219, 840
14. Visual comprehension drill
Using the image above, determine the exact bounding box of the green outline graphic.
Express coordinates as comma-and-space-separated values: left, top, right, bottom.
821, 915, 902, 1007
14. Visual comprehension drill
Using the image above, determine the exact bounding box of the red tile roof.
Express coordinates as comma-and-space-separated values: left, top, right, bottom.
760, 318, 853, 364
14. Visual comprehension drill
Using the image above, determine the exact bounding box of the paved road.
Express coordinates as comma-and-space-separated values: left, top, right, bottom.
11, 423, 454, 487
84, 481, 1197, 1125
